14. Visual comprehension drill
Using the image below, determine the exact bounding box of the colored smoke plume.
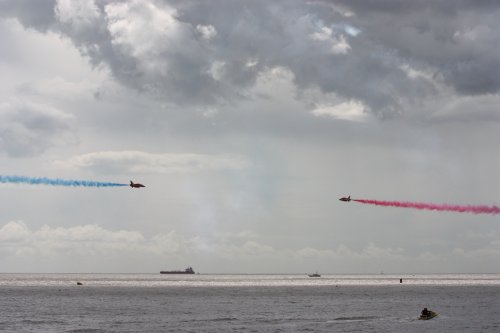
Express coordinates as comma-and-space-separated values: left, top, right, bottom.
0, 175, 127, 188
353, 199, 500, 215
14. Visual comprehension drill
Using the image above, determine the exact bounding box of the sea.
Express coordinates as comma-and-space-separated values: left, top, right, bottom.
0, 273, 499, 332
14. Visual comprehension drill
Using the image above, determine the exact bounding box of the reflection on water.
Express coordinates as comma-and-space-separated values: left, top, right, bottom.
0, 273, 499, 287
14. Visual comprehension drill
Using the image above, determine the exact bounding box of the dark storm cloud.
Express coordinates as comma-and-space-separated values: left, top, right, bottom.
2, 0, 499, 119
334, 0, 500, 95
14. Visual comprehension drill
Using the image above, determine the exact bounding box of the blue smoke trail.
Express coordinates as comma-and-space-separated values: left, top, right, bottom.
0, 175, 127, 188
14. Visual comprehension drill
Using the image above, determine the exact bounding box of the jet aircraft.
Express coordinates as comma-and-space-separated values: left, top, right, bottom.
339, 196, 351, 202
130, 181, 145, 188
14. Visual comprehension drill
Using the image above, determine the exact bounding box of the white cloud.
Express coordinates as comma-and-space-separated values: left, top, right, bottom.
208, 60, 225, 81
196, 24, 217, 40
399, 64, 435, 81
0, 221, 196, 257
0, 221, 31, 242
344, 24, 361, 37
312, 100, 368, 121
104, 0, 187, 74
0, 222, 278, 261
54, 150, 251, 174
2, 221, 500, 273
310, 26, 351, 54
55, 0, 101, 31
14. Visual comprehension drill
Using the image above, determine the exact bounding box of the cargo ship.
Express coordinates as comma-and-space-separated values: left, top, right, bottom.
160, 267, 195, 274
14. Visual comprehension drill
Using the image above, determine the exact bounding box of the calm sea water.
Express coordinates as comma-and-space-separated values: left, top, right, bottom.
1, 274, 499, 332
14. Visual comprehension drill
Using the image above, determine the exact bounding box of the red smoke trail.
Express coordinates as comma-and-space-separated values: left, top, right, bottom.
353, 199, 500, 215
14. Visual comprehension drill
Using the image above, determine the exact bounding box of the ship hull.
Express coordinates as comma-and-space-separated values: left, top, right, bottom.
160, 267, 195, 274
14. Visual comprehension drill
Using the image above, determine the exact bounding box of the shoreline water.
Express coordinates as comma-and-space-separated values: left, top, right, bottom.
1, 273, 499, 287
1, 275, 499, 332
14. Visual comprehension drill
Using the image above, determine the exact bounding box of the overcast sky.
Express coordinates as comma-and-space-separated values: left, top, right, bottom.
1, 0, 499, 274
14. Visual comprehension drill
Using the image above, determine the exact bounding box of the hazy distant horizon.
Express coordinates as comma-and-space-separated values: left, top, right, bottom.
2, 271, 500, 276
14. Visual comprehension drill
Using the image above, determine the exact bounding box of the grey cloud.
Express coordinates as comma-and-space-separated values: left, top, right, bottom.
0, 0, 56, 31
330, 0, 500, 16
176, 0, 417, 116
3, 0, 498, 121
428, 94, 500, 123
2, 0, 496, 140
59, 0, 230, 106
335, 0, 500, 95
54, 151, 250, 175
0, 101, 75, 157
0, 0, 448, 118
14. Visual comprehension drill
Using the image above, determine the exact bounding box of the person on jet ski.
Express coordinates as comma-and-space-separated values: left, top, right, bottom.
421, 308, 430, 316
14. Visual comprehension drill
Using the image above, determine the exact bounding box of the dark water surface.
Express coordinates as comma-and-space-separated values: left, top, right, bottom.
1, 274, 499, 332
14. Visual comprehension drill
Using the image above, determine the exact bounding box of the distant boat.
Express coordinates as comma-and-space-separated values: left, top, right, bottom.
308, 272, 321, 277
160, 267, 195, 274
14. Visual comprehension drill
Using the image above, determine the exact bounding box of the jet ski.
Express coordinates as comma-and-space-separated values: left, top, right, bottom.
419, 310, 438, 320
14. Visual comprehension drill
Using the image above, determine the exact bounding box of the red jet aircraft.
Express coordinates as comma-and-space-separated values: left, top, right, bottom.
339, 196, 351, 202
130, 181, 145, 188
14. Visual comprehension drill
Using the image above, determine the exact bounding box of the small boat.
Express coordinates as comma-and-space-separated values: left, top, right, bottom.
419, 310, 438, 320
308, 272, 321, 277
